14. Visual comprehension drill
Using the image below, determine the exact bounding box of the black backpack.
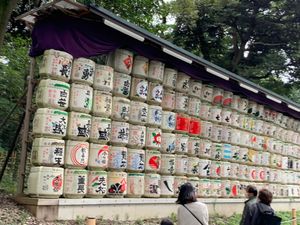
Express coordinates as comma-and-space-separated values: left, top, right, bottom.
257, 204, 282, 225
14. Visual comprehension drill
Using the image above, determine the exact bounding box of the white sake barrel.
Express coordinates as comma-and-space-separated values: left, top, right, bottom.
210, 161, 221, 178
108, 49, 133, 74
36, 79, 70, 110
188, 97, 201, 117
93, 65, 114, 92
175, 92, 189, 113
147, 105, 162, 127
256, 104, 264, 119
173, 176, 187, 197
144, 173, 161, 197
189, 80, 202, 98
175, 134, 189, 154
200, 121, 212, 139
145, 150, 161, 173
127, 149, 145, 172
212, 87, 224, 106
90, 117, 111, 144
231, 95, 240, 111
67, 112, 91, 141
199, 102, 211, 121
249, 166, 257, 181
107, 171, 127, 197
39, 49, 73, 82
188, 177, 200, 197
221, 108, 232, 125
63, 168, 87, 198
161, 133, 176, 154
65, 140, 89, 168
163, 68, 177, 89
32, 108, 68, 138
113, 72, 131, 97
145, 127, 161, 149
175, 113, 190, 134
175, 155, 188, 175
88, 144, 109, 170
220, 161, 231, 178
211, 143, 222, 161
211, 179, 221, 197
148, 60, 165, 82
238, 164, 248, 180
231, 129, 241, 145
222, 91, 233, 107
247, 101, 257, 116
199, 179, 211, 197
231, 146, 240, 161
281, 115, 288, 128
128, 125, 146, 148
282, 156, 288, 169
230, 111, 240, 127
176, 72, 190, 93
162, 89, 175, 111
221, 180, 231, 198
199, 139, 212, 158
161, 154, 176, 175
111, 97, 130, 121
92, 90, 112, 117
130, 77, 148, 102
129, 101, 148, 125
160, 175, 175, 197
148, 82, 163, 105
201, 84, 213, 103
132, 55, 149, 78
211, 124, 223, 143
222, 143, 232, 161
161, 111, 176, 132
187, 157, 200, 176
240, 147, 248, 163
126, 173, 145, 197
238, 98, 248, 114
86, 170, 107, 197
108, 146, 127, 171
189, 117, 201, 136
199, 159, 211, 177
110, 121, 129, 146
253, 119, 264, 134
71, 58, 95, 85
221, 126, 232, 143
231, 181, 239, 198
257, 167, 266, 181
69, 83, 93, 113
209, 106, 222, 123
187, 137, 201, 156
28, 166, 64, 198
229, 163, 239, 179
31, 138, 65, 166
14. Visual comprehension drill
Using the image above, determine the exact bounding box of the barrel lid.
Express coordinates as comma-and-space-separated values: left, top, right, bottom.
44, 49, 73, 59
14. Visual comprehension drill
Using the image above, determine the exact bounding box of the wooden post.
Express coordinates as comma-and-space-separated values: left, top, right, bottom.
86, 217, 96, 225
17, 57, 35, 195
292, 208, 296, 225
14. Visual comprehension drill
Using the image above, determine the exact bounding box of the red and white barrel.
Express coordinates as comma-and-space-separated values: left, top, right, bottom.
130, 77, 148, 102
200, 84, 213, 103
69, 83, 93, 113
71, 57, 95, 86
160, 175, 175, 197
145, 127, 161, 150
65, 140, 89, 168
210, 161, 221, 178
175, 155, 188, 175
161, 133, 176, 154
189, 117, 201, 136
93, 64, 114, 92
199, 179, 211, 197
107, 171, 127, 197
173, 176, 188, 197
92, 90, 112, 117
200, 121, 212, 139
108, 49, 133, 74
212, 87, 224, 105
148, 82, 163, 105
129, 101, 148, 125
176, 72, 190, 93
161, 154, 176, 175
249, 166, 257, 181
187, 157, 200, 176
175, 113, 190, 133
145, 150, 161, 173
110, 121, 129, 146
175, 92, 189, 113
144, 173, 161, 197
63, 168, 88, 198
126, 173, 145, 197
230, 181, 239, 198
162, 89, 175, 111
199, 159, 211, 178
147, 105, 162, 127
88, 144, 109, 170
108, 146, 127, 171
128, 124, 146, 148
90, 117, 111, 144
199, 139, 212, 158
222, 91, 233, 107
132, 55, 149, 78
257, 167, 266, 181
163, 68, 177, 89
86, 170, 107, 198
148, 60, 164, 82
187, 137, 201, 156
161, 111, 176, 132
113, 72, 131, 97
175, 134, 189, 154
199, 102, 211, 121
188, 97, 201, 117
189, 80, 202, 98
127, 149, 145, 172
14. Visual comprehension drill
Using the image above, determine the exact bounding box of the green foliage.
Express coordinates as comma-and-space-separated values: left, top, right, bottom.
0, 171, 17, 193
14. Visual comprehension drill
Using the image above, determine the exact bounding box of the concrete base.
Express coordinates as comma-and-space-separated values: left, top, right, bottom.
15, 197, 300, 221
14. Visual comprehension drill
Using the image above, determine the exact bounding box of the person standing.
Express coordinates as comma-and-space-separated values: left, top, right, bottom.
240, 185, 258, 225
176, 182, 209, 225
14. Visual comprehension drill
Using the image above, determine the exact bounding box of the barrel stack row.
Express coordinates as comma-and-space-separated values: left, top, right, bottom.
27, 48, 300, 199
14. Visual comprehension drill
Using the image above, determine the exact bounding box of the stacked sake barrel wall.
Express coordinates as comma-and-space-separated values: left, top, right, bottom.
27, 48, 300, 200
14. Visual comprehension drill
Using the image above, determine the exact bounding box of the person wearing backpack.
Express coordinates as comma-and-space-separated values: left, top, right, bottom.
240, 185, 258, 225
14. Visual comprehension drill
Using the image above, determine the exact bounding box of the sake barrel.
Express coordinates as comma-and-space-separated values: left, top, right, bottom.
176, 72, 190, 93
211, 124, 223, 143
188, 177, 200, 197
127, 148, 145, 172
188, 97, 201, 117
239, 164, 249, 180
175, 134, 189, 154
230, 111, 240, 128
175, 92, 189, 113
221, 108, 232, 125
238, 98, 248, 114
211, 179, 222, 197
71, 58, 95, 85
173, 176, 187, 197
222, 91, 233, 107
69, 83, 93, 113
160, 154, 176, 175
27, 166, 64, 198
189, 80, 202, 98
209, 106, 222, 123
126, 173, 145, 197
200, 121, 212, 139
65, 140, 89, 168
239, 147, 249, 163
148, 60, 165, 82
231, 145, 240, 161
145, 127, 162, 150
111, 97, 130, 121
189, 117, 201, 136
39, 49, 73, 82
161, 133, 176, 154
86, 170, 107, 197
210, 161, 221, 178
221, 126, 232, 144
130, 77, 148, 102
282, 156, 288, 169
67, 112, 91, 141
63, 168, 87, 198
211, 143, 222, 161
108, 146, 127, 171
221, 180, 231, 198
199, 159, 211, 177
198, 179, 211, 197
108, 49, 133, 74
93, 65, 114, 92
32, 108, 68, 138
148, 82, 163, 105
132, 55, 149, 78
222, 143, 232, 161
90, 117, 111, 144
257, 167, 266, 181
256, 104, 264, 119
175, 113, 190, 134
199, 102, 211, 121
110, 121, 129, 146
200, 84, 213, 103
231, 129, 241, 146
187, 137, 201, 156
249, 166, 257, 181
92, 90, 112, 117
113, 72, 131, 97
199, 139, 212, 159
247, 101, 257, 116
144, 173, 161, 197
261, 152, 270, 166
187, 157, 200, 176
160, 175, 175, 197
254, 120, 264, 134
163, 68, 177, 89
128, 125, 146, 148
107, 171, 127, 197
231, 95, 240, 111
230, 181, 240, 198
31, 138, 65, 166
162, 89, 175, 111
88, 144, 109, 170
36, 79, 70, 110
145, 150, 161, 173
161, 111, 176, 132
229, 163, 239, 179
212, 87, 224, 105
129, 101, 148, 125
220, 161, 231, 178
175, 155, 188, 175
147, 105, 162, 127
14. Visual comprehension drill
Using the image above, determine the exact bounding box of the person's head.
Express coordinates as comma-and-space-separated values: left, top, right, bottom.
258, 189, 273, 205
160, 218, 174, 225
245, 185, 257, 198
176, 182, 197, 205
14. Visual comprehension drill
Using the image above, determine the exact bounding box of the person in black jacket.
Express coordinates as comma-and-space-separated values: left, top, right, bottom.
240, 185, 257, 225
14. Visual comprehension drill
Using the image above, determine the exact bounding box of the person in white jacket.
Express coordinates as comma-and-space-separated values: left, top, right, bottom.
176, 182, 209, 225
